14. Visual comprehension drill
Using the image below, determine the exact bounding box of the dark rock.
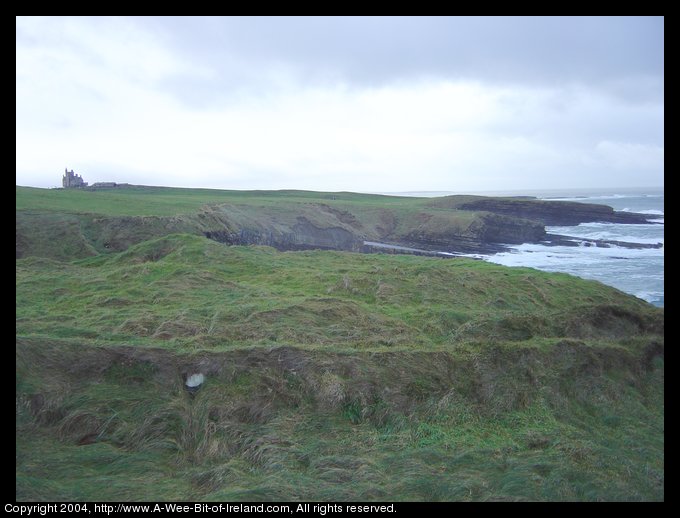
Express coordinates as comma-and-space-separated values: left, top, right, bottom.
468, 213, 546, 244
206, 219, 362, 253
457, 198, 654, 226
544, 233, 663, 250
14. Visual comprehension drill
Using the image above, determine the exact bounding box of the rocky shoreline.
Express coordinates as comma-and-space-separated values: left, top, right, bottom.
16, 189, 661, 260
543, 233, 663, 250
201, 196, 661, 257
454, 197, 654, 226
361, 197, 661, 257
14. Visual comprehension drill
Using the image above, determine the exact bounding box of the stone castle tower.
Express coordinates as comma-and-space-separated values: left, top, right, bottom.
62, 168, 88, 188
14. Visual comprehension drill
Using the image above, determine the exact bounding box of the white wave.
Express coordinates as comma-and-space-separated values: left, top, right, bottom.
557, 234, 663, 245
543, 194, 643, 201
487, 243, 663, 268
485, 253, 662, 306
634, 290, 665, 305
618, 208, 664, 215
546, 222, 664, 245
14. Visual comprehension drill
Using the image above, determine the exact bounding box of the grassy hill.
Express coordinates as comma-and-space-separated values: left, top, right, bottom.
16, 186, 664, 501
16, 185, 544, 260
16, 185, 421, 217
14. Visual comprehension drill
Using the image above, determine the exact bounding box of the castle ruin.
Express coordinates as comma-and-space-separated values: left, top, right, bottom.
62, 168, 88, 188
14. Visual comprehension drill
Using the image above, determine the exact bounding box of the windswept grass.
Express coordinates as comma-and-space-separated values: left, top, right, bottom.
16, 186, 663, 501
16, 336, 663, 501
16, 234, 661, 350
16, 185, 424, 217
15, 186, 531, 260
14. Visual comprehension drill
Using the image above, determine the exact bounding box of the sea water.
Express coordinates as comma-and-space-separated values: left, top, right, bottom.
383, 187, 664, 307
479, 188, 664, 307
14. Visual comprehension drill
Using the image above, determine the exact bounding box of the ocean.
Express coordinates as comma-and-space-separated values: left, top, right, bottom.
384, 187, 664, 307
483, 188, 664, 307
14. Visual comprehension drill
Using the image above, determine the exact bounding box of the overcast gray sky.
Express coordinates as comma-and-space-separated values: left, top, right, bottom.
16, 16, 664, 192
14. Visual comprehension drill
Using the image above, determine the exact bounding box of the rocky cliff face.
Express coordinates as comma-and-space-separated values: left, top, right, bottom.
456, 198, 652, 226
469, 213, 546, 243
16, 193, 657, 261
395, 212, 545, 254
205, 217, 362, 252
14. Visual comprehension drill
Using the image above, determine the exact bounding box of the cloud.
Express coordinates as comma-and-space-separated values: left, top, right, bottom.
595, 141, 664, 171
16, 17, 664, 191
143, 17, 663, 102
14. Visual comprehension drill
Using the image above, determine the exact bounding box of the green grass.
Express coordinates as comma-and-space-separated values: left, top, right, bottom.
16, 234, 660, 350
16, 185, 425, 217
16, 335, 663, 501
16, 186, 664, 501
17, 185, 474, 260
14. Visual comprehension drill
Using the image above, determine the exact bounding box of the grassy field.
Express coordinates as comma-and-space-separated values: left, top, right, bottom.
16, 186, 664, 501
16, 185, 478, 260
16, 336, 665, 501
16, 185, 424, 217
16, 234, 660, 350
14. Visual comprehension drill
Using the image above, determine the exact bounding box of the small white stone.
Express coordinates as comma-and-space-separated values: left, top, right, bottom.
186, 373, 205, 388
